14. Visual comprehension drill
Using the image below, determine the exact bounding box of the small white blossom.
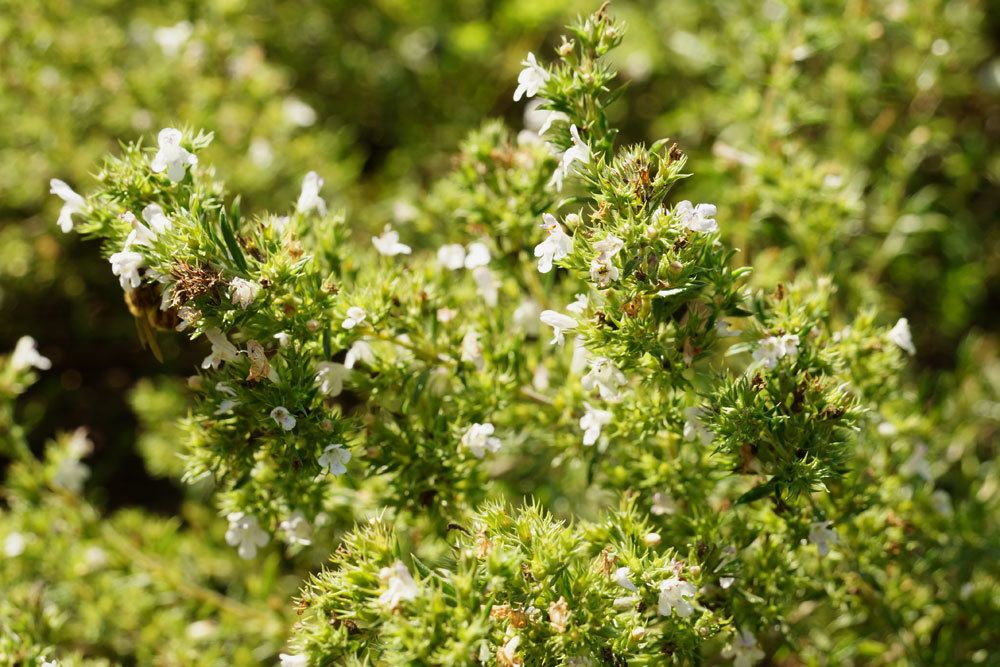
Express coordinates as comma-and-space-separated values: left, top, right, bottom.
593, 233, 624, 258
4, 532, 27, 557
229, 277, 261, 309
472, 266, 500, 307
571, 336, 589, 375
109, 248, 145, 290
540, 310, 577, 345
279, 511, 313, 546
296, 171, 326, 215
372, 224, 412, 256
499, 635, 522, 665
225, 512, 269, 560
49, 179, 85, 233
201, 328, 239, 369
461, 422, 501, 459
141, 203, 172, 235
581, 356, 626, 402
464, 242, 491, 269
548, 124, 591, 191
270, 406, 297, 431
534, 214, 574, 273
318, 444, 351, 476
342, 306, 367, 330
279, 654, 308, 667
274, 332, 291, 347
566, 293, 588, 315
721, 629, 766, 667
537, 109, 568, 137
283, 97, 317, 127
901, 443, 932, 481
513, 52, 549, 102
658, 576, 697, 618
315, 361, 349, 397
121, 210, 156, 249
683, 407, 714, 445
589, 255, 619, 288
513, 300, 541, 335
150, 127, 197, 183
675, 200, 719, 233
651, 491, 678, 516
461, 330, 485, 370
752, 334, 799, 369
11, 336, 51, 372
378, 560, 419, 610
345, 339, 376, 369
437, 307, 457, 323
888, 317, 915, 355
579, 402, 612, 446
153, 21, 192, 57
719, 576, 735, 589
715, 319, 739, 337
437, 244, 466, 270
611, 566, 637, 592
808, 521, 838, 557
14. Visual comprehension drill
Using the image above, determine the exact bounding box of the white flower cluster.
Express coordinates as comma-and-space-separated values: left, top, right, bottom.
436, 241, 498, 306
752, 334, 800, 369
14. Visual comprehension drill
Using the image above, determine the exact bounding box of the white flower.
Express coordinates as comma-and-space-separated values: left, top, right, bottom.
342, 306, 367, 330
593, 233, 624, 258
651, 491, 678, 516
49, 179, 85, 233
808, 521, 838, 557
722, 629, 766, 667
719, 576, 735, 589
225, 512, 269, 560
279, 654, 308, 667
611, 566, 637, 592
315, 361, 349, 397
581, 356, 626, 401
901, 443, 932, 480
472, 266, 499, 307
931, 490, 953, 516
52, 454, 89, 494
461, 422, 501, 459
279, 511, 313, 546
537, 109, 568, 137
675, 200, 719, 233
378, 560, 419, 610
437, 307, 457, 323
270, 406, 296, 431
372, 224, 412, 256
683, 407, 714, 445
752, 334, 800, 369
4, 532, 27, 557
141, 203, 172, 235
548, 124, 591, 191
153, 21, 192, 57
715, 319, 739, 337
283, 97, 317, 127
150, 128, 197, 182
10, 336, 51, 372
318, 444, 351, 476
274, 332, 291, 347
296, 171, 326, 215
658, 576, 697, 617
499, 635, 522, 665
437, 244, 466, 270
580, 402, 612, 446
201, 328, 239, 369
589, 255, 619, 288
513, 52, 549, 102
464, 242, 491, 269
539, 310, 577, 345
461, 330, 485, 370
888, 317, 915, 355
109, 249, 145, 289
513, 300, 541, 335
534, 214, 574, 273
566, 293, 588, 315
571, 336, 589, 375
229, 277, 261, 309
345, 339, 376, 369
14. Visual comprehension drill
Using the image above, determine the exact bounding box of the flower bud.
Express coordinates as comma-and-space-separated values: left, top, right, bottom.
643, 532, 661, 547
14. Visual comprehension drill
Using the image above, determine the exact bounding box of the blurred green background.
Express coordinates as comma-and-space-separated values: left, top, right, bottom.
1, 0, 997, 513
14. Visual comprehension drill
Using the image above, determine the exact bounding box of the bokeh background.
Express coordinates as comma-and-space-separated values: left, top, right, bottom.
1, 0, 997, 558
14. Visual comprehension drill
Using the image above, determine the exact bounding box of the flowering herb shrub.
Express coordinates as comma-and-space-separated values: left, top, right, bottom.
2, 5, 999, 666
